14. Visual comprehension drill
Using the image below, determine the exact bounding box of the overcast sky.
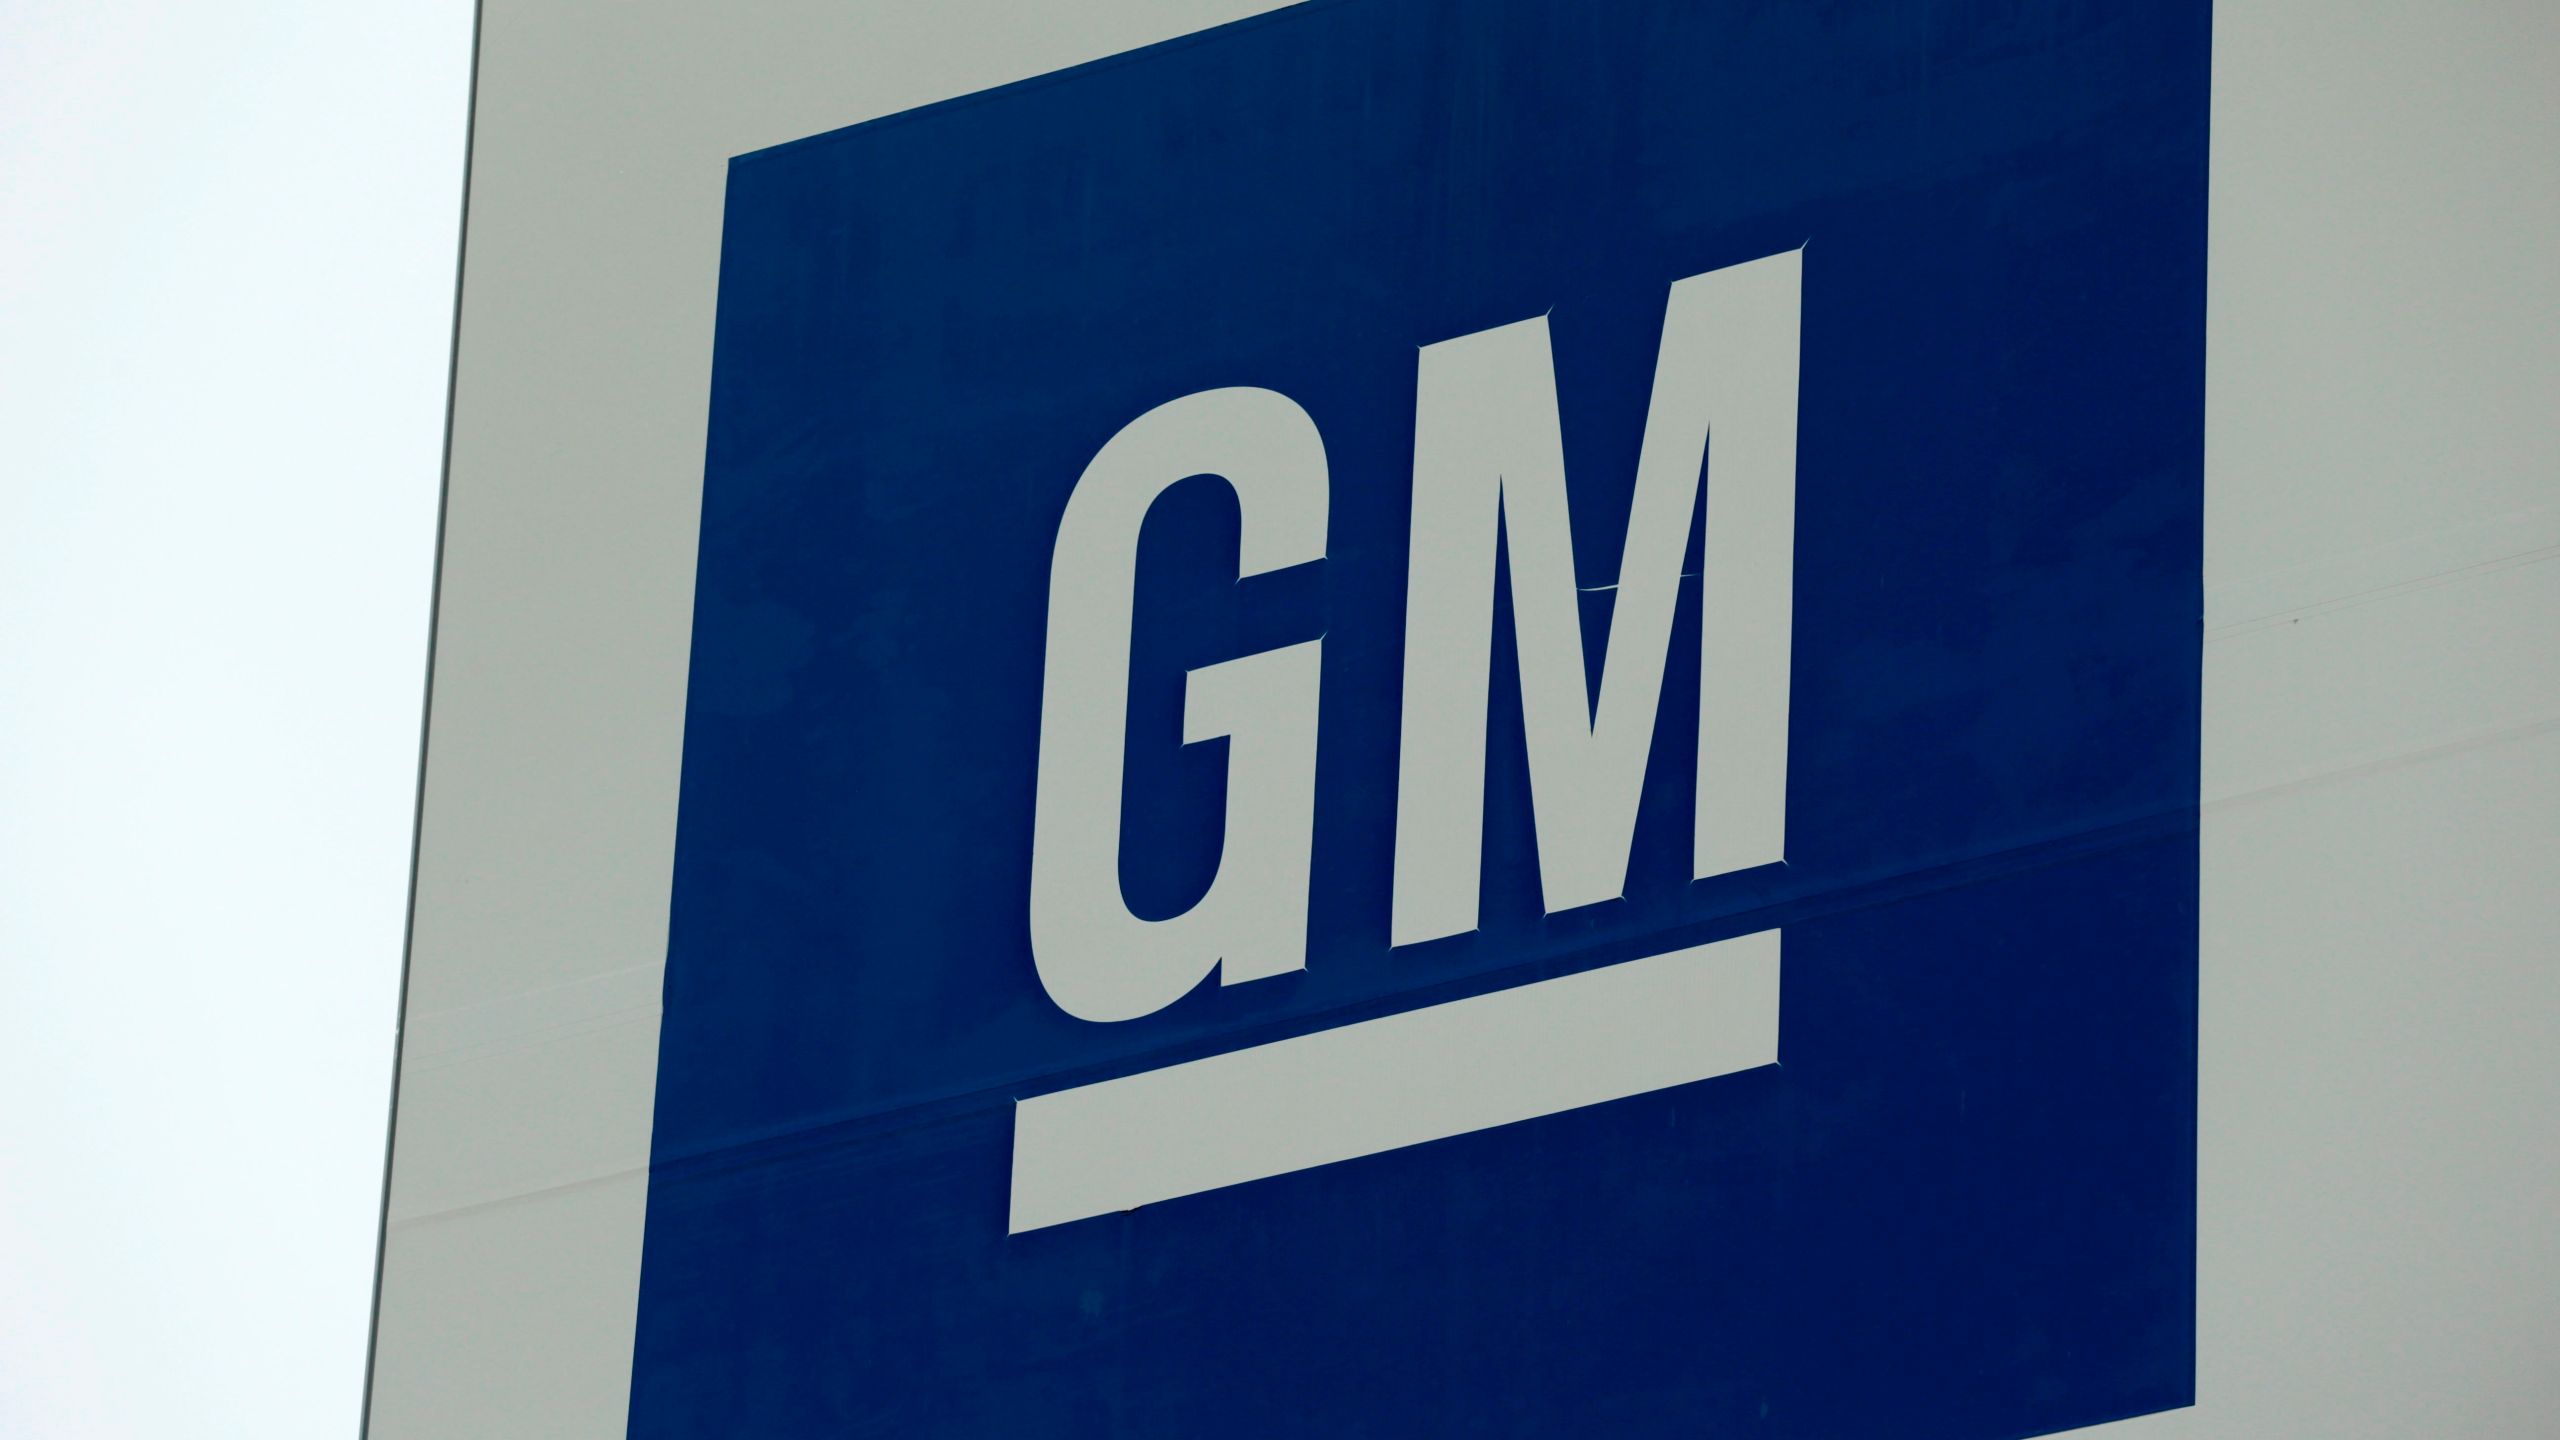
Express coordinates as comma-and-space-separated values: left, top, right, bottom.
0, 4, 470, 1435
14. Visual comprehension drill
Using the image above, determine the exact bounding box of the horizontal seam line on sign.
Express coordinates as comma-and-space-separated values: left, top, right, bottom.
2205, 541, 2560, 639
1007, 934, 1781, 1232
402, 956, 666, 1029
391, 933, 1777, 1231
624, 807, 2195, 1193
409, 721, 2560, 1223
2201, 500, 2560, 618
2202, 711, 2560, 814
387, 1158, 650, 1230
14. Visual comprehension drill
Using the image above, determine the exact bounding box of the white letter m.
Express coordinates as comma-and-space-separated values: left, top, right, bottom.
1391, 250, 1801, 947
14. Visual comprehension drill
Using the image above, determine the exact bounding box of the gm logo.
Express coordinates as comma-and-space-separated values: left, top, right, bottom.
1016, 254, 1800, 1229
640, 3, 2205, 1436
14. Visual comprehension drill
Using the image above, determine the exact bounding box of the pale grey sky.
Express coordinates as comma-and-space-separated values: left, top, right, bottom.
0, 3, 469, 1435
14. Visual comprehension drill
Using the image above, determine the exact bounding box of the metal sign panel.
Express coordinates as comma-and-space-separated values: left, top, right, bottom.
372, 3, 2221, 1437
637, 3, 2205, 1436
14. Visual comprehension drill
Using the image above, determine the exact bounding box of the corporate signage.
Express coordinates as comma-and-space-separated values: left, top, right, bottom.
631, 1, 2207, 1435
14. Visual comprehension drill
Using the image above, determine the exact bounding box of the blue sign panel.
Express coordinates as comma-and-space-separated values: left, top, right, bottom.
637, 1, 2206, 1435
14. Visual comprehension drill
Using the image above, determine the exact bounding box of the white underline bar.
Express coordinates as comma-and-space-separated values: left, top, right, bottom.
1008, 928, 1781, 1234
